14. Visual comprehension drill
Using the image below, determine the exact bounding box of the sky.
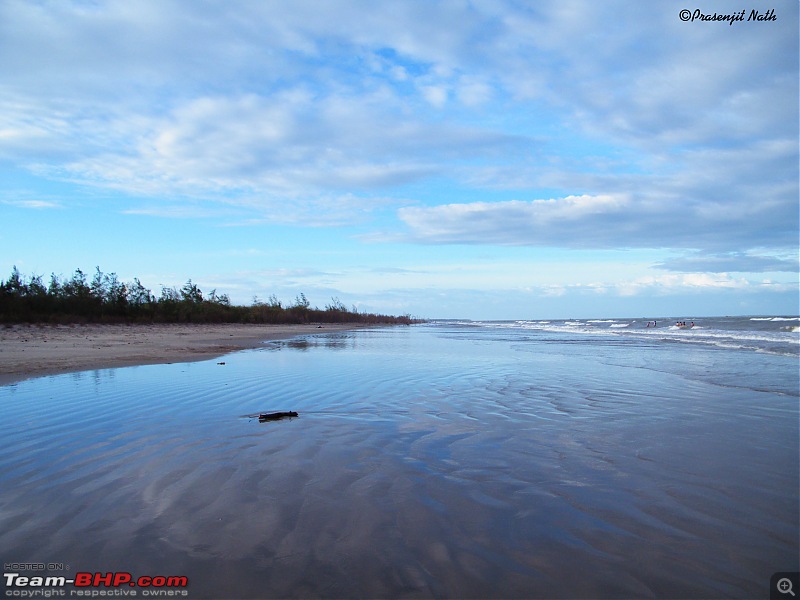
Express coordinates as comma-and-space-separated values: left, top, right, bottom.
1, 0, 798, 320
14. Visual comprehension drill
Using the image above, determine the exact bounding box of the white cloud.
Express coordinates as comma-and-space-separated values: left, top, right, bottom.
410, 125, 798, 252
0, 0, 796, 288
398, 194, 633, 245
15, 82, 529, 227
419, 85, 448, 107
1, 199, 61, 209
456, 76, 492, 107
655, 252, 799, 274
614, 273, 751, 297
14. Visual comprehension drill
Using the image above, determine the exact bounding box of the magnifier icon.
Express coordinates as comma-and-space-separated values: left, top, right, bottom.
778, 578, 796, 596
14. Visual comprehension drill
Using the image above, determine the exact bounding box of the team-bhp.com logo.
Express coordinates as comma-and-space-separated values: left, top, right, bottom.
4, 571, 189, 597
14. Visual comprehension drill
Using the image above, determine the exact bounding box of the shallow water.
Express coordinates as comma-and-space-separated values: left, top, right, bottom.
1, 323, 797, 598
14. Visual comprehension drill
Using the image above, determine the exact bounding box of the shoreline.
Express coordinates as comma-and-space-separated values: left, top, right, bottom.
0, 322, 367, 386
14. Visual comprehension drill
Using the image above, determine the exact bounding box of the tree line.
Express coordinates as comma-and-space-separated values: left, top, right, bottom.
0, 266, 418, 325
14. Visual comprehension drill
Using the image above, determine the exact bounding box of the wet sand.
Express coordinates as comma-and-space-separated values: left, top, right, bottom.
0, 322, 362, 386
0, 323, 796, 598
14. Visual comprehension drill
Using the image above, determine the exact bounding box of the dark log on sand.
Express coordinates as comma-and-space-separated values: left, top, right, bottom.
258, 411, 299, 422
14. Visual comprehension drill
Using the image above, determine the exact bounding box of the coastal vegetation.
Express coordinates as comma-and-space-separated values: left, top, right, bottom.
0, 266, 418, 325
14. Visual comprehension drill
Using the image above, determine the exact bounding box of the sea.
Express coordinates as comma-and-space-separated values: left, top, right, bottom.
1, 316, 798, 599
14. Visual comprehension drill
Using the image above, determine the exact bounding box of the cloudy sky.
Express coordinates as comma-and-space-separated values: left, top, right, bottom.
1, 0, 797, 319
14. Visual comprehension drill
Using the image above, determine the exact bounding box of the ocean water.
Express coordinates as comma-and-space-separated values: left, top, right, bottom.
0, 317, 797, 599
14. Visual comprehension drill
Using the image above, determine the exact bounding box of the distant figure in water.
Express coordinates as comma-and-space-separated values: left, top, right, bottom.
646, 321, 657, 328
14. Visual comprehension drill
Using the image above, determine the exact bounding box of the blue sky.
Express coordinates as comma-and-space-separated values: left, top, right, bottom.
1, 0, 797, 319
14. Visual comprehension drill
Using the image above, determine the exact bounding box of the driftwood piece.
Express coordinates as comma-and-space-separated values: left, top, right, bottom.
258, 411, 299, 422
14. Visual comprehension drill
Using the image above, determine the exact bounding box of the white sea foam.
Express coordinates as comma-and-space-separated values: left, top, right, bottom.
751, 316, 800, 322
452, 318, 798, 356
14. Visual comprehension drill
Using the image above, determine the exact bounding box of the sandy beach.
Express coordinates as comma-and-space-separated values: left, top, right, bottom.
0, 322, 361, 386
